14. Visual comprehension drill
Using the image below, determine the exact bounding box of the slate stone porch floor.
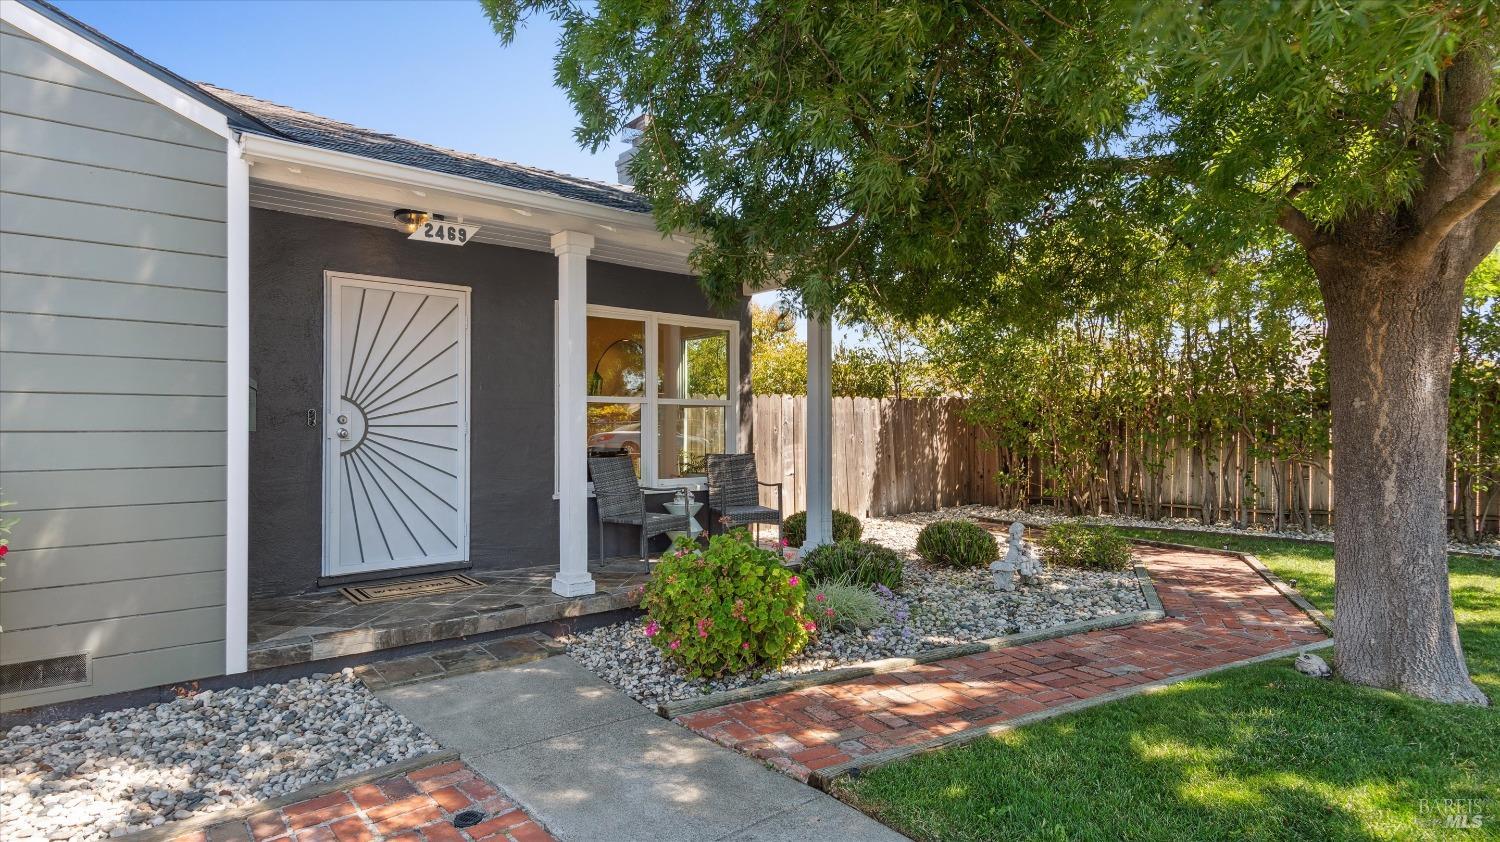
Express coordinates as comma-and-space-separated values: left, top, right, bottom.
247, 563, 650, 671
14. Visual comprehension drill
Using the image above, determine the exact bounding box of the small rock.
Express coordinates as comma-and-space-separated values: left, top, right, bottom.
1294, 653, 1333, 678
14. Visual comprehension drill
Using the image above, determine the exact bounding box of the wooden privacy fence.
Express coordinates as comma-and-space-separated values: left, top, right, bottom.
751, 395, 1005, 517
748, 394, 1499, 536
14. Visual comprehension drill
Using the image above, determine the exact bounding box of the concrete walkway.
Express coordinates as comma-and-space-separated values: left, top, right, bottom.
376, 657, 907, 842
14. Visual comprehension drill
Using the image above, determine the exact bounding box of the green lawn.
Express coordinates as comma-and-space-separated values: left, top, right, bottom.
833, 531, 1500, 842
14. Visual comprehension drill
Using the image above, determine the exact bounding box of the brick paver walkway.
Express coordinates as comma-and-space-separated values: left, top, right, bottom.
677, 545, 1328, 782
177, 761, 553, 842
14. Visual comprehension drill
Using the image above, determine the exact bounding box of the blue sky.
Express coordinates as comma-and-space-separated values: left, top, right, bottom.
53, 0, 631, 184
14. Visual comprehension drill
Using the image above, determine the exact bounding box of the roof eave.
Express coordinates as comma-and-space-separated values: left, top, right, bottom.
240, 131, 695, 258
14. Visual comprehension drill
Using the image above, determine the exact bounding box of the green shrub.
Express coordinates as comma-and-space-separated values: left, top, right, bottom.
782, 510, 862, 547
641, 530, 812, 678
805, 578, 888, 632
915, 520, 998, 568
801, 540, 904, 590
1038, 523, 1134, 571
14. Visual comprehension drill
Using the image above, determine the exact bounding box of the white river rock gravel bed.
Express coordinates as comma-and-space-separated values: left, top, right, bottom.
568, 513, 1147, 707
0, 670, 439, 841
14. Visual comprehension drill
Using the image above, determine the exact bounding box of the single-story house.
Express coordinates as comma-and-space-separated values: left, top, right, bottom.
0, 0, 840, 712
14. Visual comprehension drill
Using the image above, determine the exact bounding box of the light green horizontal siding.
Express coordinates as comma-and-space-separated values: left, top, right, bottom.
1, 233, 227, 290
1, 392, 227, 431
0, 111, 225, 185
0, 25, 145, 100
1, 273, 227, 325
0, 431, 226, 470
0, 71, 221, 151
0, 466, 226, 510
0, 606, 224, 663
0, 311, 227, 360
0, 26, 231, 708
0, 353, 226, 399
18, 501, 227, 551
0, 536, 227, 591
0, 353, 225, 395
0, 571, 224, 630
0, 152, 228, 221
0, 193, 226, 256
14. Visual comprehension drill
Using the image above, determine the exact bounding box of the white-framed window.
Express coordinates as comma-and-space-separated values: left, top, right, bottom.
561, 304, 740, 491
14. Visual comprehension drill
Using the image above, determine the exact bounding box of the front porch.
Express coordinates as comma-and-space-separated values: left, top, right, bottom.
241, 154, 838, 674
246, 561, 650, 670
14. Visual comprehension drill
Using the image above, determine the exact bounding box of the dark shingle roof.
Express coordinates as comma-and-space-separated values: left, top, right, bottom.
202, 84, 650, 214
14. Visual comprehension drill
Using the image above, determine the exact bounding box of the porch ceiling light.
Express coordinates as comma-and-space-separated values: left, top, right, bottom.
394, 209, 430, 233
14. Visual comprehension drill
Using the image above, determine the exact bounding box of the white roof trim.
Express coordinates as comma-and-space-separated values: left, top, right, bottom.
0, 0, 231, 139
240, 133, 666, 236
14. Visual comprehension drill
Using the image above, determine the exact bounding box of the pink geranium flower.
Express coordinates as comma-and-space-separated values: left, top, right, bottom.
787, 575, 799, 587
669, 638, 681, 650
643, 620, 660, 638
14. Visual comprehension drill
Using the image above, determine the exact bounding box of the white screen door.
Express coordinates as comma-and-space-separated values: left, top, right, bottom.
323, 272, 470, 577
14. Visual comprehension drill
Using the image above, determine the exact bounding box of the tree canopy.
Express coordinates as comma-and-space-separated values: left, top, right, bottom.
485, 1, 1496, 312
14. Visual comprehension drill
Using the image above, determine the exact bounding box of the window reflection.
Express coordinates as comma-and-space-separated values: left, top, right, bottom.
658, 405, 726, 479
587, 316, 645, 397
658, 324, 729, 400
586, 403, 641, 476
581, 311, 733, 483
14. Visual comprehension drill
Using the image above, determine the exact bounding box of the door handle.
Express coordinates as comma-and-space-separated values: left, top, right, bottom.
337, 428, 350, 439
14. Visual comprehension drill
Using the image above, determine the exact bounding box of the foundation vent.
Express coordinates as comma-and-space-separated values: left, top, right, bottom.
1, 654, 89, 695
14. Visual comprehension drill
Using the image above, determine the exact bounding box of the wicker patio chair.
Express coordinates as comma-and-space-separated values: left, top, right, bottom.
705, 453, 783, 542
588, 455, 691, 562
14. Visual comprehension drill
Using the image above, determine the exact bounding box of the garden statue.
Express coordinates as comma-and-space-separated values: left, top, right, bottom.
1002, 521, 1044, 587
989, 555, 1016, 591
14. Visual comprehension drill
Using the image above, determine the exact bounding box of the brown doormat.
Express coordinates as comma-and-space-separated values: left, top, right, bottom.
340, 573, 484, 605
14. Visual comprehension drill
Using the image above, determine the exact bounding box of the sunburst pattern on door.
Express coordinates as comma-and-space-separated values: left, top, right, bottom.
327, 276, 469, 576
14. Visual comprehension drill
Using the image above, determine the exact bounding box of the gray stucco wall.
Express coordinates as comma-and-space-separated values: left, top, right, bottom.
0, 23, 228, 710
248, 209, 749, 597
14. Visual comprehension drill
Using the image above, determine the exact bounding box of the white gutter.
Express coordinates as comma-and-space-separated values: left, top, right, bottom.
238, 133, 675, 241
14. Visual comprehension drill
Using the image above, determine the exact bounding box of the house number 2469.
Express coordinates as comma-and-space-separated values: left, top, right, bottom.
409, 221, 479, 246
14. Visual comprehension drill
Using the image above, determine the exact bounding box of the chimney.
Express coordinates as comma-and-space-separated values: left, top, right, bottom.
615, 114, 650, 186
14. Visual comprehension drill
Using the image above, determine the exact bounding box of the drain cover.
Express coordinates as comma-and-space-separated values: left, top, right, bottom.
452, 810, 486, 829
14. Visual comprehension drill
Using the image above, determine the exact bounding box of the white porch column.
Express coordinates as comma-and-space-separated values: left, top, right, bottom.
801, 314, 834, 555
224, 137, 250, 674
553, 230, 597, 597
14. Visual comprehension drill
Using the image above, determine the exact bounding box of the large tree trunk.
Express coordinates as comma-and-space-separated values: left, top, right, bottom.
1280, 44, 1499, 706
1318, 250, 1488, 705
